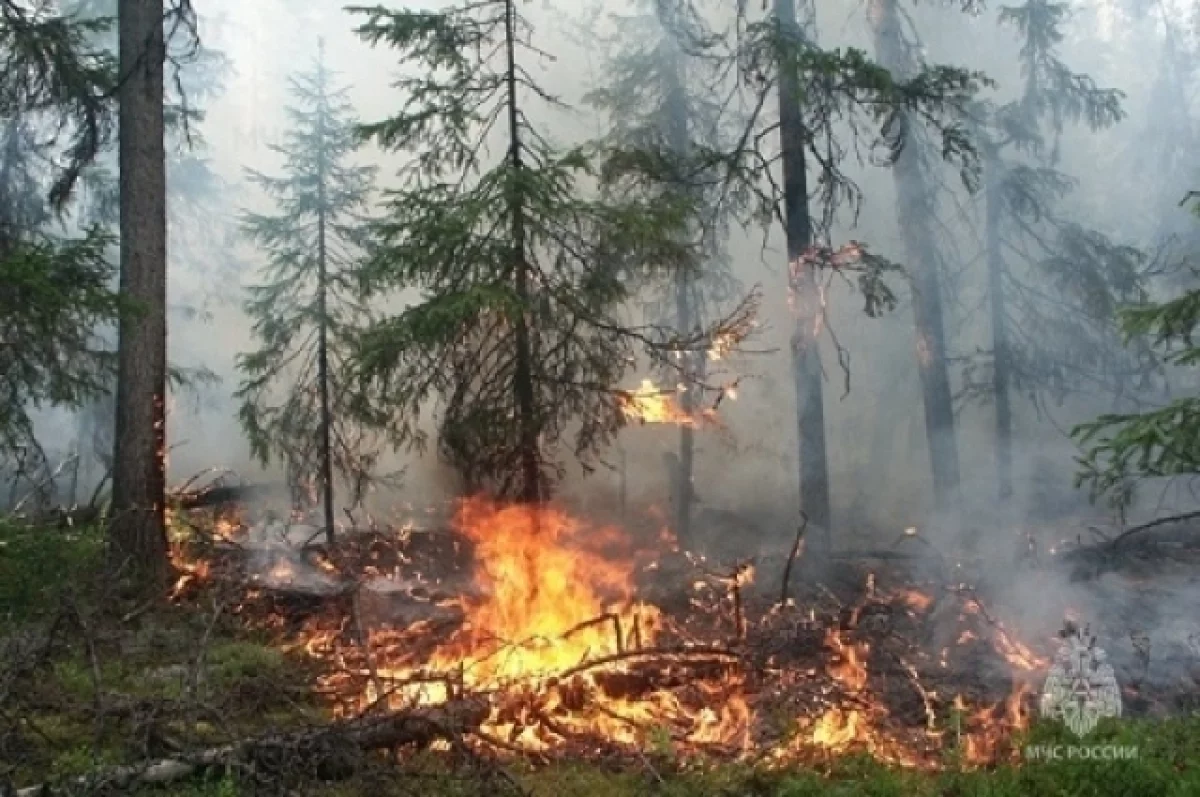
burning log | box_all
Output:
[13,700,489,796]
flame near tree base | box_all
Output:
[176,498,1052,767]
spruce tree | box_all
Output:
[586,0,745,547]
[697,0,983,547]
[107,0,170,590]
[965,0,1149,502]
[62,0,233,502]
[1074,202,1200,509]
[348,1,753,502]
[2,3,129,507]
[236,44,392,541]
[0,114,120,486]
[868,0,962,515]
[0,0,118,206]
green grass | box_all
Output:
[0,518,104,627]
[2,520,1198,796]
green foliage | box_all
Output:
[0,0,118,207]
[0,520,103,624]
[584,0,749,412]
[206,640,288,688]
[998,0,1124,142]
[235,49,397,509]
[0,226,123,459]
[722,6,988,235]
[1073,281,1200,507]
[960,0,1155,413]
[348,1,754,499]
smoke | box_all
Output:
[8,0,1200,689]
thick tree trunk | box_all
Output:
[315,43,336,544]
[109,0,169,591]
[869,0,961,514]
[984,153,1014,501]
[775,0,831,552]
[503,0,541,503]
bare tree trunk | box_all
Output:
[662,25,697,549]
[869,0,961,514]
[775,0,831,552]
[109,0,169,592]
[503,0,541,504]
[315,40,336,544]
[984,153,1014,501]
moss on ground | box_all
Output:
[2,521,1198,796]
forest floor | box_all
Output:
[2,517,1199,796]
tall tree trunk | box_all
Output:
[869,0,960,514]
[662,25,697,549]
[315,41,336,544]
[775,0,831,552]
[110,0,169,591]
[503,0,541,503]
[984,153,1013,501]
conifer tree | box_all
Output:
[236,44,393,541]
[696,0,983,546]
[1074,202,1200,509]
[0,113,120,480]
[0,0,117,206]
[348,0,753,503]
[105,0,171,590]
[965,0,1149,502]
[868,0,962,514]
[586,0,744,546]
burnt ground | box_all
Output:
[170,501,1200,770]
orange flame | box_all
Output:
[419,498,662,683]
[619,379,717,427]
[827,630,869,692]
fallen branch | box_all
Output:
[15,699,488,796]
[555,646,742,682]
[1108,510,1200,550]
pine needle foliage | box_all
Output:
[347,1,754,501]
[964,0,1153,412]
[1074,202,1200,509]
[0,0,116,208]
[235,51,397,513]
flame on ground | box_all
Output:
[351,498,751,751]
[169,498,1053,766]
[422,498,661,682]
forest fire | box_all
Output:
[169,499,1062,769]
[379,498,663,687]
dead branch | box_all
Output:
[554,646,742,682]
[779,511,809,608]
[15,700,489,796]
[173,483,276,510]
[12,453,79,513]
[1108,510,1200,549]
